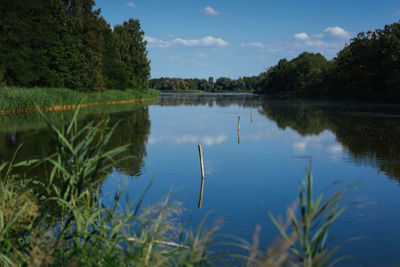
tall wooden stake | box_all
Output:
[198,175,205,209]
[198,144,205,208]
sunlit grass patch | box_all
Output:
[0,87,160,112]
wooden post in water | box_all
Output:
[198,144,205,209]
[251,105,253,124]
[198,175,205,209]
[238,115,241,144]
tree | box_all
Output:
[216,77,233,91]
[259,53,329,97]
[113,19,150,91]
[0,0,151,92]
[332,21,400,100]
[0,0,47,86]
[64,0,105,91]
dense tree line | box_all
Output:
[150,20,400,99]
[259,52,330,97]
[0,0,150,91]
[258,21,400,101]
[149,75,262,92]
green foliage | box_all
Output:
[102,19,131,90]
[113,19,151,91]
[268,168,346,267]
[0,0,150,92]
[258,20,400,101]
[0,86,159,111]
[150,75,262,92]
[0,109,226,266]
[260,52,330,97]
[150,78,198,91]
[215,77,233,91]
[331,21,400,100]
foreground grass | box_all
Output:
[0,108,347,266]
[0,87,160,111]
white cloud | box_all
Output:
[324,26,351,39]
[204,160,217,175]
[329,144,343,153]
[239,42,265,48]
[255,26,353,58]
[174,36,228,47]
[284,26,353,56]
[294,32,310,41]
[293,141,307,150]
[126,2,136,8]
[202,6,220,16]
[145,36,228,48]
[144,36,169,48]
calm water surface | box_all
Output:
[2,93,400,266]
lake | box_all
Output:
[2,92,400,266]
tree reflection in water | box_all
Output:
[259,100,400,182]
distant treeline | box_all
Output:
[150,76,262,92]
[258,21,400,101]
[0,0,150,92]
[152,21,400,101]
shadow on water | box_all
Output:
[258,99,400,183]
[0,102,153,188]
[156,93,400,185]
[4,93,400,187]
[4,93,400,266]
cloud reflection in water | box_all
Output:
[148,134,227,146]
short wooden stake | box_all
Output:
[238,115,241,144]
[198,144,205,209]
[251,105,253,123]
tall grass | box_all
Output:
[0,107,223,266]
[0,99,157,133]
[0,107,347,266]
[0,87,159,111]
[264,169,346,267]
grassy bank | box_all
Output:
[0,99,158,133]
[0,87,160,112]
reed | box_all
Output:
[0,107,223,266]
[0,107,348,266]
[265,168,346,267]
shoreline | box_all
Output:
[0,97,160,115]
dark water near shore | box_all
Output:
[3,93,400,266]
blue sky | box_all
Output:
[95,0,400,79]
